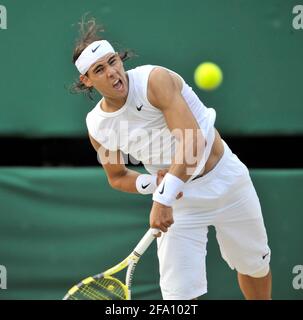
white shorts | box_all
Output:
[157,140,271,300]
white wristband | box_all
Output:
[136,174,158,195]
[152,173,185,207]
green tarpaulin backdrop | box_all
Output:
[0,168,302,299]
[0,0,302,136]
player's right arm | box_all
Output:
[89,135,181,203]
[88,134,141,193]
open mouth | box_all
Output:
[113,79,123,90]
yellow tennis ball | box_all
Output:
[107,285,115,291]
[194,62,223,90]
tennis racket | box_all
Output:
[63,228,160,300]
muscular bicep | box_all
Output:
[147,68,206,181]
[147,68,201,138]
[88,134,127,182]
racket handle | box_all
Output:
[133,228,160,256]
[150,228,161,236]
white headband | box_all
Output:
[75,40,115,74]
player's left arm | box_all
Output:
[147,67,205,182]
[147,68,205,233]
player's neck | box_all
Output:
[102,97,126,112]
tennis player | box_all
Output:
[71,18,272,300]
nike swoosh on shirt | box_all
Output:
[136,104,143,111]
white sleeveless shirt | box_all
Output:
[86,65,216,175]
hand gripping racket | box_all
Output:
[63,228,159,300]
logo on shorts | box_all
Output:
[262,252,270,260]
[292,265,303,290]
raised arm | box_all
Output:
[147,67,205,182]
[147,68,205,232]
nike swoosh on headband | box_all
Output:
[92,45,101,53]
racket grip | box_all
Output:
[151,228,161,236]
[133,228,160,256]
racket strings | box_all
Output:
[79,284,110,300]
[67,285,105,300]
[67,277,127,300]
[94,278,126,299]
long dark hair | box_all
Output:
[70,16,133,100]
